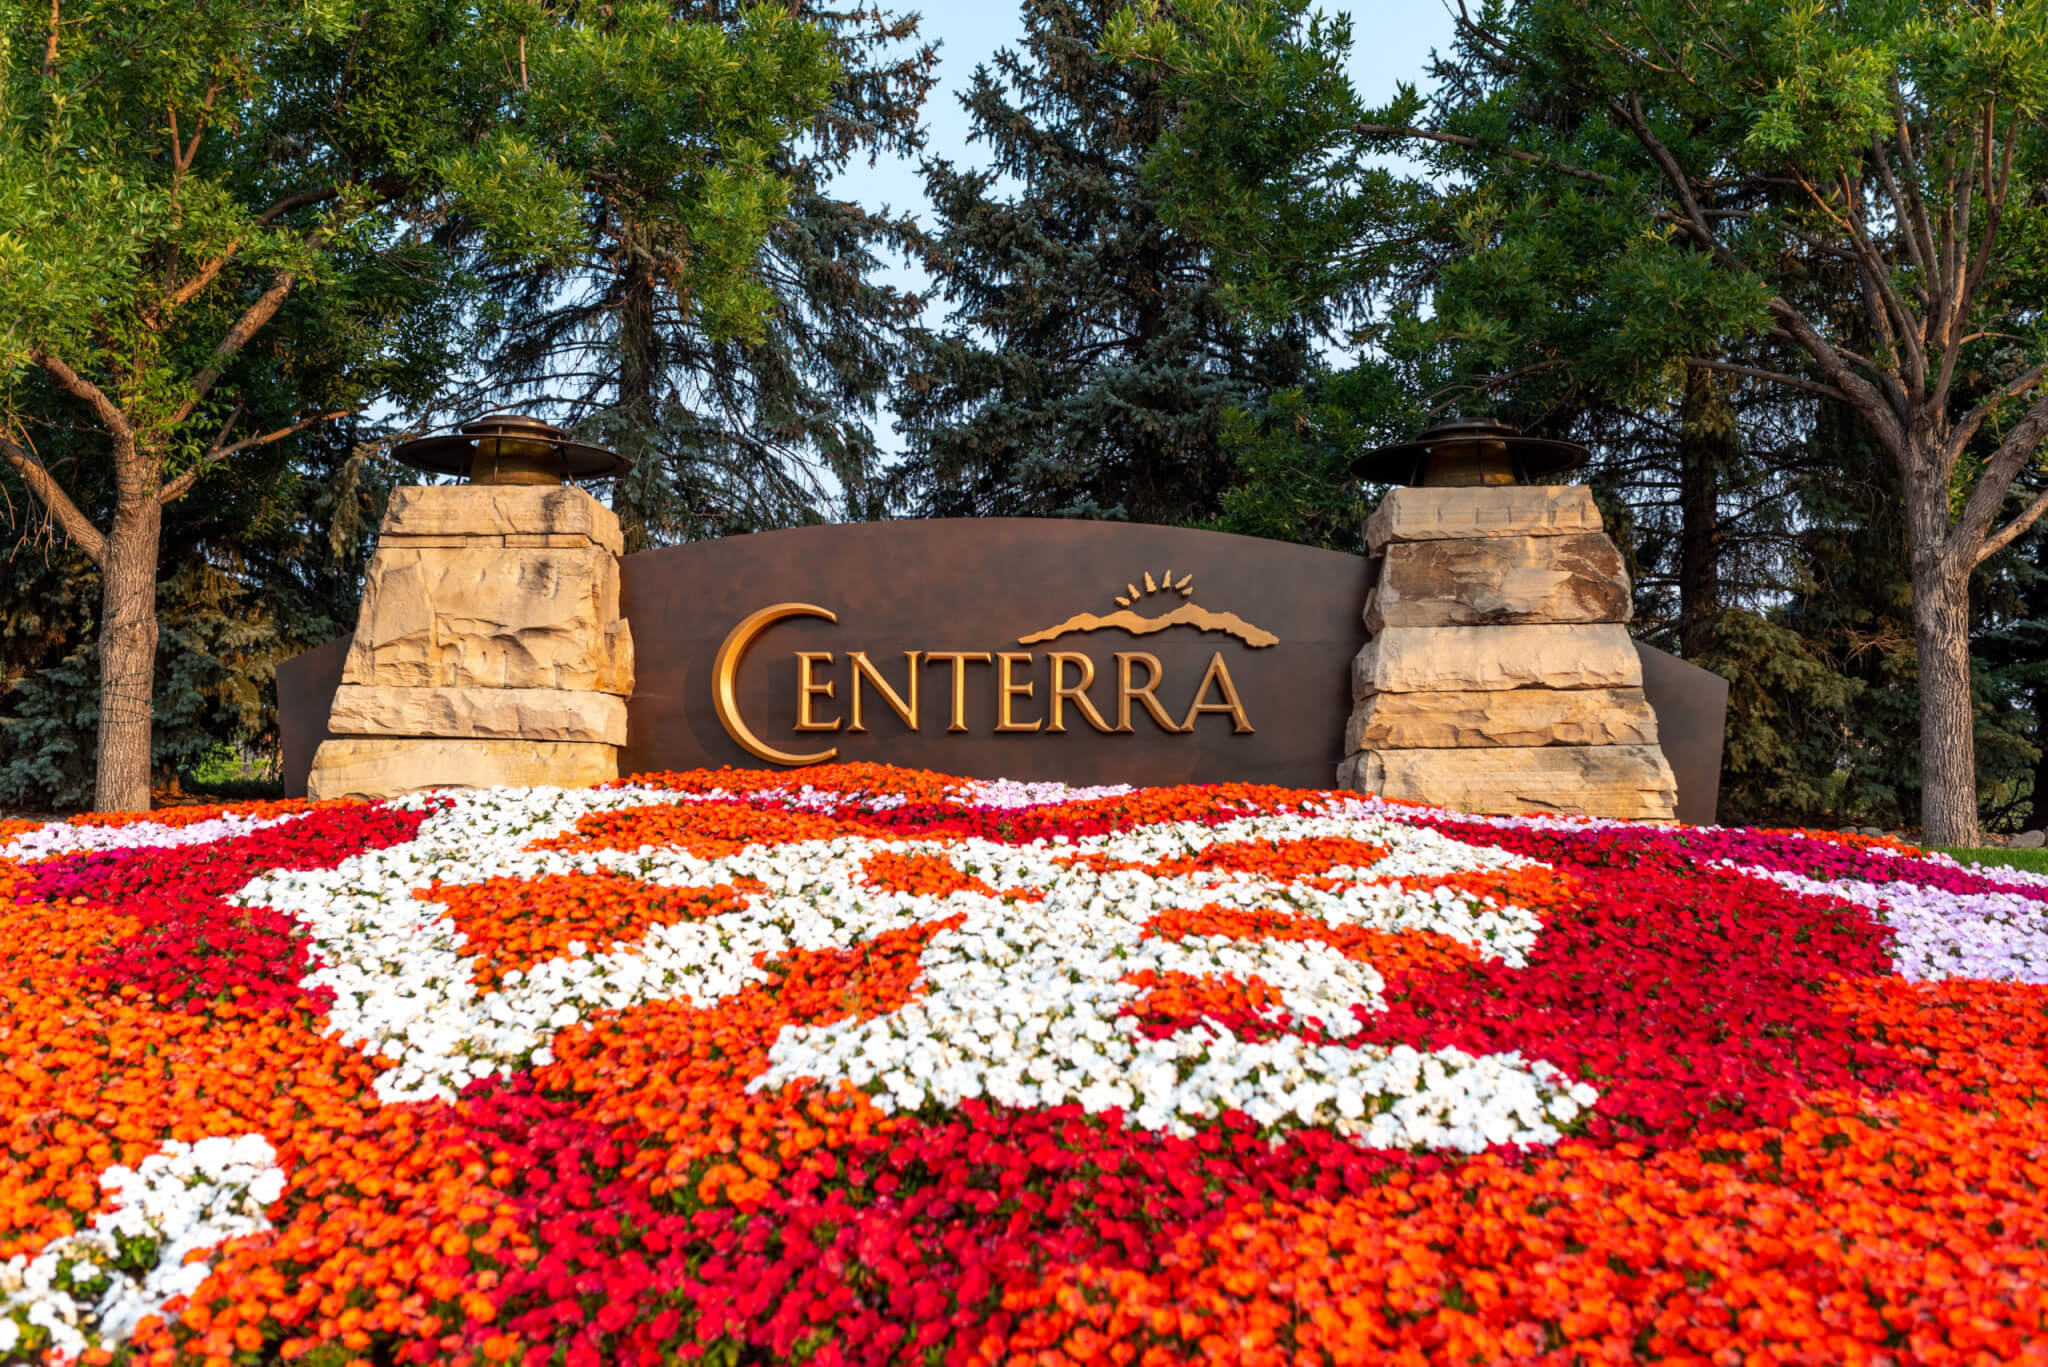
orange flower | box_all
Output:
[427,871,765,988]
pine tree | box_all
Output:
[891,0,1313,525]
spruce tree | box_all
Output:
[891,0,1312,524]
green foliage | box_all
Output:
[471,3,921,546]
[1105,0,1405,329]
[1113,0,2048,833]
[1204,366,1415,552]
[0,0,836,806]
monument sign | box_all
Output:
[282,415,1727,819]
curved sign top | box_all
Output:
[618,519,1371,789]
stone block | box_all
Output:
[340,545,634,694]
[596,619,635,697]
[1351,624,1641,698]
[1365,533,1629,631]
[1365,485,1603,555]
[1344,687,1659,751]
[305,737,618,801]
[382,484,624,555]
[1336,744,1677,820]
[380,533,604,551]
[328,684,628,744]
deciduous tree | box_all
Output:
[1116,0,2048,843]
[0,0,832,809]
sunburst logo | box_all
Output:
[1017,569,1279,648]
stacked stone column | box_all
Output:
[1336,485,1678,820]
[305,484,634,800]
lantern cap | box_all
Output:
[1352,417,1589,487]
[391,413,628,484]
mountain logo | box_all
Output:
[1017,571,1278,648]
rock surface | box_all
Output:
[310,482,635,799]
[381,484,625,554]
[305,738,619,801]
[339,545,635,694]
[1337,744,1678,820]
[1365,485,1602,554]
[1345,687,1659,751]
[1351,624,1641,698]
[328,684,627,744]
[1366,533,1629,632]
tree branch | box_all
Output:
[1889,78,1941,297]
[158,408,354,504]
[169,268,300,424]
[151,187,339,322]
[1615,98,1904,448]
[1960,111,2016,316]
[1954,392,2048,554]
[1946,361,2048,467]
[0,432,107,563]
[1975,483,2048,568]
[32,350,132,444]
[1869,133,1928,279]
[1795,168,1918,406]
[1351,124,1616,185]
[1684,358,1848,400]
[30,349,149,502]
[258,185,340,225]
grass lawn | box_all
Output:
[1937,845,2048,874]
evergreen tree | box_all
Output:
[892,0,1313,525]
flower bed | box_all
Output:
[1,764,2045,1364]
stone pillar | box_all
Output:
[305,484,634,800]
[1336,485,1678,820]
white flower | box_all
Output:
[222,784,1600,1149]
[0,1135,284,1361]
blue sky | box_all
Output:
[844,1,1458,452]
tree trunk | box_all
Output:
[1677,365,1728,659]
[613,252,658,552]
[2030,531,2048,833]
[94,496,162,812]
[1903,451,1980,845]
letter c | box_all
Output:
[712,602,840,766]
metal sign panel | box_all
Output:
[619,519,1369,789]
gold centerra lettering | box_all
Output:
[711,603,838,766]
[995,652,1041,732]
[1047,652,1112,733]
[795,652,840,731]
[923,651,993,732]
[1114,652,1189,733]
[1179,652,1255,733]
[848,651,920,732]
